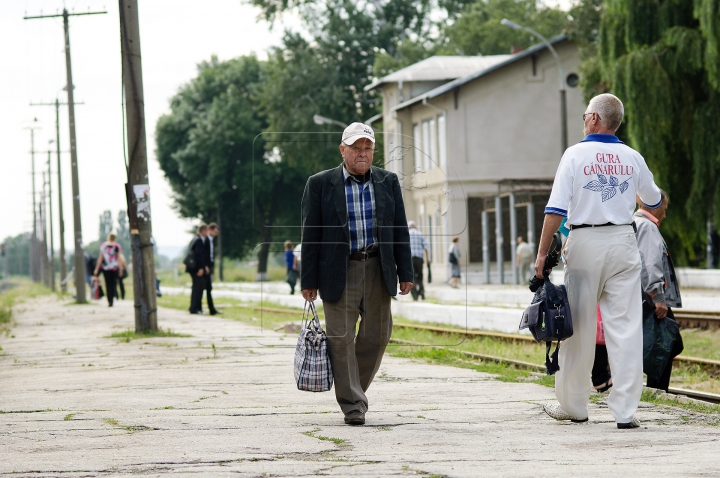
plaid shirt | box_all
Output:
[409,228,429,258]
[343,166,377,254]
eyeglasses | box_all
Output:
[583,112,601,121]
[343,143,375,154]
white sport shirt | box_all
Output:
[546,134,662,225]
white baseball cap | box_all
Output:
[408,221,417,228]
[342,122,375,145]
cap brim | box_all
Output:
[343,133,375,145]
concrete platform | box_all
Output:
[1,295,719,476]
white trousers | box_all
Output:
[557,225,643,423]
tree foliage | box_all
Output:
[592,0,720,266]
[441,0,571,56]
[156,56,267,262]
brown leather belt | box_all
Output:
[349,250,379,261]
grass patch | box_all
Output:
[156,258,286,287]
[0,280,53,332]
[102,418,154,433]
[152,406,174,410]
[387,345,555,387]
[63,413,76,421]
[106,328,192,341]
[641,389,720,416]
[302,428,348,447]
[157,295,306,331]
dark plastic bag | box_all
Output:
[642,303,683,383]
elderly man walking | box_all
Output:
[408,221,430,301]
[301,122,413,426]
[537,93,662,429]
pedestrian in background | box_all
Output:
[301,122,413,426]
[115,251,128,300]
[538,93,662,429]
[186,224,208,315]
[204,222,220,315]
[285,240,299,294]
[93,233,123,307]
[293,243,302,277]
[408,221,430,301]
[515,236,533,283]
[634,190,683,391]
[448,237,461,288]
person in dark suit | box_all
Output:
[301,122,413,426]
[187,224,208,315]
[203,222,220,315]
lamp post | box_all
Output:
[501,19,568,152]
[313,114,347,129]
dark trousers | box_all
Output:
[116,276,125,300]
[204,267,216,314]
[102,269,118,307]
[646,308,681,392]
[411,256,424,301]
[189,272,204,313]
[591,344,611,387]
[323,256,392,414]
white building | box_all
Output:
[367,35,585,284]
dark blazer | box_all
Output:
[187,234,207,274]
[301,163,413,302]
[203,236,214,271]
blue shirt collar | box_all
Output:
[580,133,624,144]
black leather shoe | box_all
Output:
[344,410,365,425]
[210,310,222,315]
[617,417,641,429]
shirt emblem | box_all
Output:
[583,174,631,202]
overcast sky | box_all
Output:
[1,0,299,255]
[2,0,572,257]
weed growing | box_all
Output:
[106,328,192,341]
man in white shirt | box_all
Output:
[537,93,662,429]
[515,236,533,283]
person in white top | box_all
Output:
[537,94,662,430]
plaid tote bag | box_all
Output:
[294,301,333,392]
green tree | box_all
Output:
[441,0,571,56]
[2,233,31,277]
[591,0,720,266]
[156,55,267,267]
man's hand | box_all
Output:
[197,269,204,277]
[655,301,668,319]
[534,254,548,279]
[302,288,317,302]
[205,266,210,274]
[399,282,413,295]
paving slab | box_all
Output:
[1,295,719,477]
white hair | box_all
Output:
[587,93,624,131]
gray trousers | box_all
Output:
[322,256,392,414]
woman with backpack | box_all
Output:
[93,233,123,307]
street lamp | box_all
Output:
[501,18,568,152]
[313,114,347,129]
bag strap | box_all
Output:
[545,341,561,375]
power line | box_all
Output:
[25,8,107,302]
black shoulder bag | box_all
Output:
[518,234,573,375]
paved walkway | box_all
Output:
[1,295,719,476]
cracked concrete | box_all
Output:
[1,295,719,477]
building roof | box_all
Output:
[365,55,512,91]
[391,34,569,112]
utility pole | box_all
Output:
[31,100,84,293]
[120,0,157,332]
[25,9,106,302]
[24,120,41,283]
[46,145,56,291]
[41,171,50,287]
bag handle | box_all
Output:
[303,300,322,329]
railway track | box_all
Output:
[673,310,720,330]
[389,335,720,405]
[235,303,720,404]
